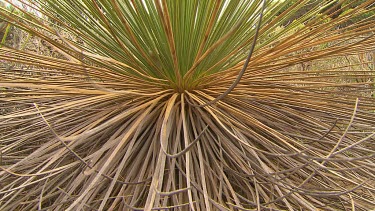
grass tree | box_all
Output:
[1,0,375,210]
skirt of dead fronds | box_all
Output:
[1,64,375,211]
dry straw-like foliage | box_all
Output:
[1,0,375,210]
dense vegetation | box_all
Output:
[1,0,375,210]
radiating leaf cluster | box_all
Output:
[1,0,375,210]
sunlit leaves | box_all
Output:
[1,0,375,210]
